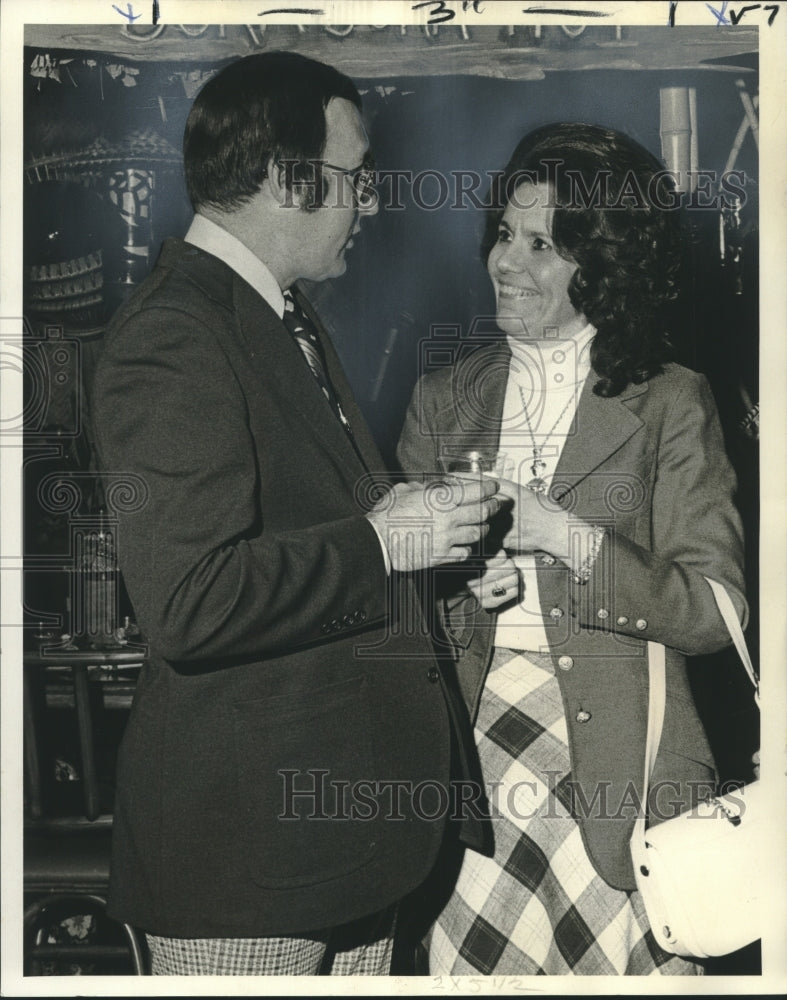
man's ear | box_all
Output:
[265,157,286,203]
[265,157,296,207]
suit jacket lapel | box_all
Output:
[294,288,385,476]
[168,241,382,487]
[234,279,381,484]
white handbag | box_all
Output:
[631,577,762,959]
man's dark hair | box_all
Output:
[184,51,362,213]
[482,122,682,397]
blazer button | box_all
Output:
[617,616,629,626]
[557,655,574,671]
[330,618,342,630]
[549,606,564,620]
[576,709,592,723]
[427,666,440,684]
[343,614,355,627]
[540,554,556,566]
[320,623,332,634]
[354,609,367,623]
[597,608,609,620]
[635,618,648,631]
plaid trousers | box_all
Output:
[146,905,397,976]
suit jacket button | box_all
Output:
[330,618,342,630]
[549,606,564,620]
[321,623,332,634]
[597,608,609,620]
[635,618,648,630]
[540,554,556,566]
[557,655,574,671]
[427,666,440,684]
[343,614,355,626]
[576,709,592,723]
[617,616,629,626]
[355,610,367,623]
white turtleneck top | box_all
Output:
[493,324,596,653]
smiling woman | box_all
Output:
[397,121,748,977]
[487,181,586,341]
[480,122,683,398]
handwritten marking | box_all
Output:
[671,0,778,22]
[259,6,325,13]
[413,0,456,23]
[522,6,610,14]
[429,975,534,993]
[729,2,780,23]
[706,0,732,23]
[113,2,141,20]
[730,2,761,20]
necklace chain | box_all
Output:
[517,385,577,492]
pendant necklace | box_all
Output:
[518,384,577,493]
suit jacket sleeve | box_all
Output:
[92,306,389,663]
[569,371,747,656]
[396,373,481,644]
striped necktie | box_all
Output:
[282,289,353,436]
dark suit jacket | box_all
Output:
[397,342,747,890]
[92,239,475,937]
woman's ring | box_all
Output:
[492,585,507,598]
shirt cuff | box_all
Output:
[367,517,392,575]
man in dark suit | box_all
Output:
[91,52,500,976]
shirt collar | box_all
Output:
[184,213,286,319]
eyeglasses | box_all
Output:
[320,153,377,208]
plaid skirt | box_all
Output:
[428,648,702,976]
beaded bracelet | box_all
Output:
[572,524,607,585]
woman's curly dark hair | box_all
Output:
[481,123,683,397]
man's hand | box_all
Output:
[467,548,521,610]
[367,477,503,573]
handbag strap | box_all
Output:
[635,578,759,847]
[703,576,760,704]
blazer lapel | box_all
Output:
[553,374,649,499]
[429,339,649,496]
[434,343,510,468]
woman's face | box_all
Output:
[487,180,587,341]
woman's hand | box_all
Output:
[493,476,574,561]
[467,548,521,610]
